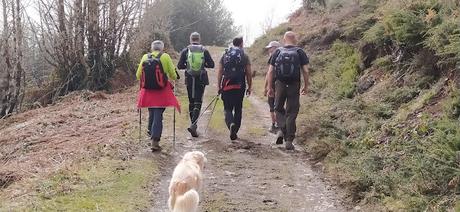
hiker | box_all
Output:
[263,41,282,133]
[267,31,309,150]
[217,37,252,140]
[177,32,215,137]
[137,40,180,152]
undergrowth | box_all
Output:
[250,0,460,210]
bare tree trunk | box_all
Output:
[0,0,12,117]
[9,0,24,114]
[1,0,23,117]
[87,0,103,90]
[74,0,85,56]
[74,0,89,88]
[107,0,117,59]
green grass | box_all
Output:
[251,77,267,99]
[33,158,157,211]
[208,96,227,134]
[208,96,253,135]
[0,121,159,211]
[0,157,158,211]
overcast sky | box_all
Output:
[13,0,301,47]
[224,0,302,45]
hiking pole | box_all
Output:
[204,95,219,135]
[173,85,176,152]
[191,94,220,126]
[138,108,142,143]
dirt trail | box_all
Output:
[150,47,346,211]
[0,46,347,211]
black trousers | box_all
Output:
[221,89,245,133]
[274,80,300,141]
[186,76,205,125]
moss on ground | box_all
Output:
[34,158,157,211]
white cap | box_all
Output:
[265,41,281,49]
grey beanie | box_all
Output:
[190,32,201,43]
[151,40,165,51]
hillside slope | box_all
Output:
[249,1,460,211]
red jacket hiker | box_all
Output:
[136,51,180,113]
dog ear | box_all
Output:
[194,152,207,167]
[173,181,188,194]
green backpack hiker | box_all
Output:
[187,45,205,77]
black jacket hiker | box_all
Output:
[177,44,215,127]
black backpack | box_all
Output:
[222,47,245,91]
[141,53,168,90]
[275,47,301,83]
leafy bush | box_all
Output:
[331,41,361,98]
[343,13,377,40]
[372,56,393,71]
[443,87,460,119]
[384,86,420,108]
[424,18,460,66]
[362,22,389,46]
[383,10,426,47]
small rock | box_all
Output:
[224,171,236,176]
[314,162,323,167]
[282,184,294,188]
[236,149,247,153]
[262,199,277,205]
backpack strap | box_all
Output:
[155,52,163,59]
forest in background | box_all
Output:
[0,0,237,118]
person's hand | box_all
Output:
[246,88,252,96]
[301,87,308,95]
[263,88,268,97]
[268,88,275,97]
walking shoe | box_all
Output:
[230,123,238,140]
[269,124,277,134]
[276,131,284,145]
[187,124,199,138]
[151,138,162,152]
[285,140,295,150]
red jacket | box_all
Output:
[137,82,181,113]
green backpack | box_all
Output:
[187,45,205,77]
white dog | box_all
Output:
[168,151,207,212]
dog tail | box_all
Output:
[173,189,199,212]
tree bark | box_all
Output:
[107,0,117,59]
[1,0,23,117]
[0,0,12,117]
[9,0,24,115]
[86,0,103,90]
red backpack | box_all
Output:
[141,53,168,90]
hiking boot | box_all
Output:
[285,140,295,150]
[151,138,162,152]
[276,131,284,145]
[230,123,238,140]
[269,124,278,134]
[187,124,199,138]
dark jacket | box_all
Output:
[177,44,215,85]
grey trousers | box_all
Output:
[274,80,300,141]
